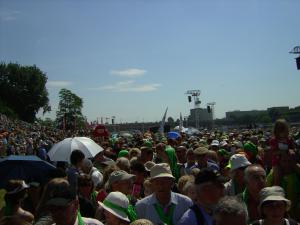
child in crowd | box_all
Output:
[269,119,295,185]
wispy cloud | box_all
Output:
[0,9,20,21]
[47,80,73,88]
[110,68,147,78]
[90,80,161,92]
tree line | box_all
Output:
[0,62,84,129]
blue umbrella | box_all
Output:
[0,155,56,188]
[167,131,181,140]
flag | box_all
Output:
[159,107,168,134]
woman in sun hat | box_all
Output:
[0,180,34,223]
[251,186,299,225]
[99,191,136,225]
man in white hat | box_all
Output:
[224,154,251,196]
[210,140,220,151]
[135,163,192,225]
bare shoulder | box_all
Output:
[19,208,34,223]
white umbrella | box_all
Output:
[174,126,188,133]
[48,137,103,162]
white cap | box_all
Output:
[230,154,251,170]
[211,140,220,146]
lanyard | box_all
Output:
[242,188,249,204]
[154,203,175,225]
[77,211,84,225]
[90,191,97,202]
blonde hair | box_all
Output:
[177,175,194,194]
[273,119,289,139]
[130,219,154,225]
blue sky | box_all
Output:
[1,0,300,123]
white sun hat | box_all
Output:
[99,191,130,222]
[230,154,251,171]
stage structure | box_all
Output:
[289,46,300,70]
[185,90,201,128]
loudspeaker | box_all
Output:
[296,56,300,70]
[188,96,192,102]
[207,106,211,113]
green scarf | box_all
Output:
[242,188,249,204]
[165,146,180,181]
[90,191,98,203]
[103,199,137,222]
[77,211,84,225]
[154,203,175,225]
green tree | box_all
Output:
[167,117,175,128]
[0,62,50,122]
[56,88,84,129]
[36,117,56,128]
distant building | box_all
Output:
[226,110,266,120]
[225,106,300,123]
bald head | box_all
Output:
[244,164,266,194]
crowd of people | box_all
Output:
[1,113,300,225]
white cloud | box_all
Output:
[0,10,20,21]
[91,80,161,92]
[110,68,147,78]
[47,80,73,88]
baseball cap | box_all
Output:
[211,140,220,147]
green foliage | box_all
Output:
[167,117,175,128]
[0,99,18,119]
[56,88,85,129]
[0,62,50,122]
[36,117,56,128]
